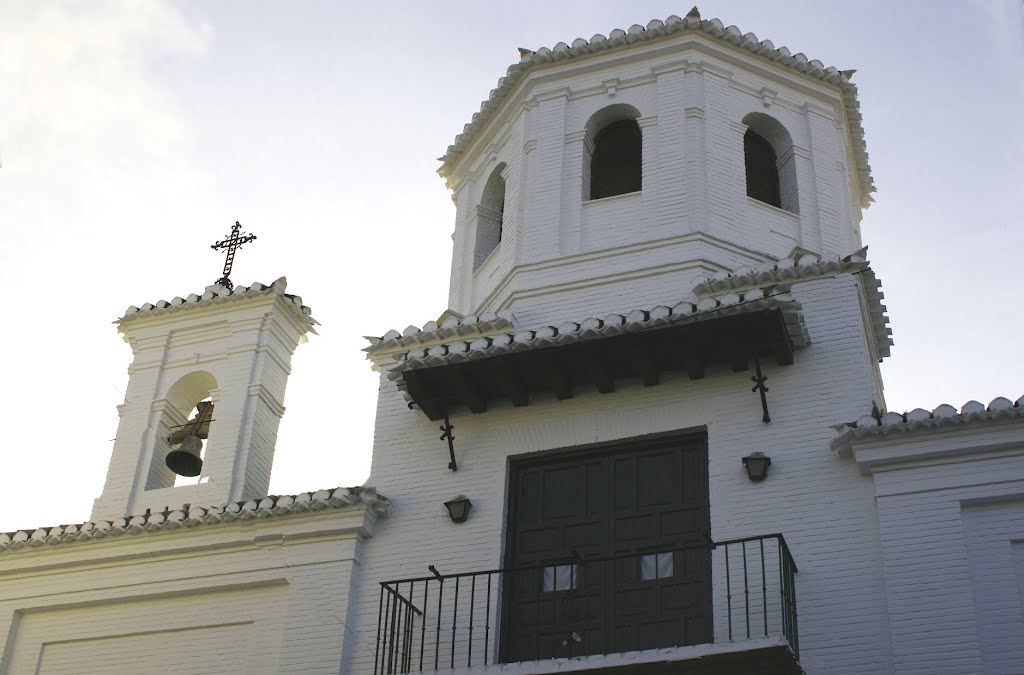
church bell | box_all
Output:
[165,401,214,477]
[166,434,204,477]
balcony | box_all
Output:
[375,534,799,674]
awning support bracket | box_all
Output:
[440,411,458,471]
[751,356,771,424]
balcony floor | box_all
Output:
[437,637,801,675]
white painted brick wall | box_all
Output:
[348,274,894,674]
[864,440,1024,675]
[0,508,374,674]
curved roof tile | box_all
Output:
[692,247,891,359]
[0,487,387,553]
[831,396,1024,455]
[383,287,808,396]
[119,276,317,330]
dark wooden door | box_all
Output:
[501,434,711,662]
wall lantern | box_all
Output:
[742,452,772,482]
[444,495,473,524]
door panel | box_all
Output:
[502,434,710,662]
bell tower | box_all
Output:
[90,277,316,522]
[439,7,873,328]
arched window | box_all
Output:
[742,113,799,214]
[474,164,506,270]
[583,104,642,201]
[149,371,217,489]
[744,129,781,207]
[590,120,642,199]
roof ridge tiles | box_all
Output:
[439,8,873,207]
[831,396,1024,453]
[383,287,808,388]
[692,246,891,359]
[364,310,519,356]
[0,487,388,553]
[119,277,316,325]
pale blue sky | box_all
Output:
[1,1,1021,532]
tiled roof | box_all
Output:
[364,310,518,358]
[440,7,874,208]
[692,247,892,359]
[382,288,808,395]
[0,487,388,553]
[119,276,317,330]
[831,396,1024,455]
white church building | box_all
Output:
[2,8,1022,675]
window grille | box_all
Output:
[590,119,641,200]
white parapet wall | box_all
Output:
[0,490,386,675]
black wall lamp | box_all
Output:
[742,452,772,482]
[444,495,473,523]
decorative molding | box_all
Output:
[637,115,658,128]
[685,107,706,120]
[789,145,812,160]
[564,130,588,143]
[603,78,620,97]
[759,86,778,107]
[650,59,691,76]
[522,139,537,154]
[533,86,572,103]
[249,383,285,418]
[800,100,835,119]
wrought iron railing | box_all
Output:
[374,533,797,674]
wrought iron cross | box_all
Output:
[210,221,256,290]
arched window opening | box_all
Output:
[742,112,799,214]
[474,164,506,271]
[590,119,642,200]
[744,129,781,208]
[148,371,217,490]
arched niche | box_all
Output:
[474,163,507,270]
[147,370,218,490]
[583,104,642,201]
[742,112,798,214]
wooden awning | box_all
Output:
[391,296,806,421]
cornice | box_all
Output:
[831,397,1024,475]
[0,487,389,553]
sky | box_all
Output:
[1,0,1022,533]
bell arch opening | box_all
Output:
[147,371,218,490]
[584,104,642,201]
[474,163,507,270]
[742,112,798,214]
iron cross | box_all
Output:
[210,221,257,290]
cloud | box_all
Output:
[0,0,212,272]
[0,1,209,178]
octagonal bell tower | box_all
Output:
[91,278,316,522]
[440,7,873,328]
